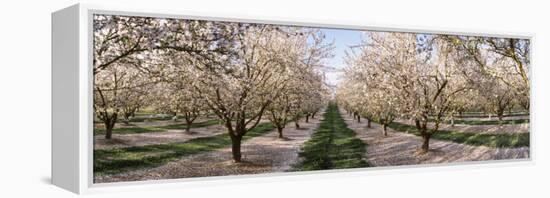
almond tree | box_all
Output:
[445,36,530,112]
[400,34,469,152]
[151,51,209,133]
[340,32,530,152]
[167,23,322,162]
[347,78,400,136]
[301,84,330,122]
[94,17,230,138]
[445,88,477,126]
[119,80,150,125]
[339,32,470,153]
[93,15,167,138]
[152,81,205,133]
[94,60,152,139]
[93,15,164,75]
[466,60,516,124]
[335,80,368,125]
[267,53,330,138]
[339,39,403,135]
[267,30,332,136]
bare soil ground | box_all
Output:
[94,113,323,183]
[396,119,529,134]
[94,119,272,150]
[94,124,227,150]
[342,111,529,167]
[458,115,529,121]
[93,117,217,129]
[437,123,528,134]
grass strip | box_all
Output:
[296,103,368,171]
[94,123,274,176]
[388,122,529,148]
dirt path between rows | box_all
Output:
[341,111,529,167]
[95,119,273,150]
[94,117,216,129]
[396,119,529,134]
[95,112,324,183]
[94,124,228,150]
[458,115,529,121]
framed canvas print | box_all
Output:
[52,3,533,194]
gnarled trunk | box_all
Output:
[224,117,246,163]
[185,124,191,133]
[415,119,431,153]
[367,118,372,128]
[295,121,300,129]
[104,119,116,139]
[305,114,310,123]
[183,112,197,133]
[185,118,193,133]
[122,117,130,125]
[383,124,388,136]
[277,126,284,138]
[421,134,431,153]
[230,135,243,162]
[122,107,136,125]
[105,125,113,139]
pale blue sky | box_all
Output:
[319,28,363,87]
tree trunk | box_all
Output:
[311,112,316,119]
[122,109,134,125]
[105,126,113,139]
[105,120,115,139]
[185,119,193,133]
[383,124,388,136]
[367,119,372,128]
[421,134,431,153]
[295,121,300,129]
[231,135,243,163]
[415,119,430,153]
[185,124,191,133]
[122,117,130,125]
[305,114,309,123]
[357,115,360,123]
[277,126,284,138]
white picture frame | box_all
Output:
[52,3,535,194]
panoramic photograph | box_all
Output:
[92,14,530,183]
